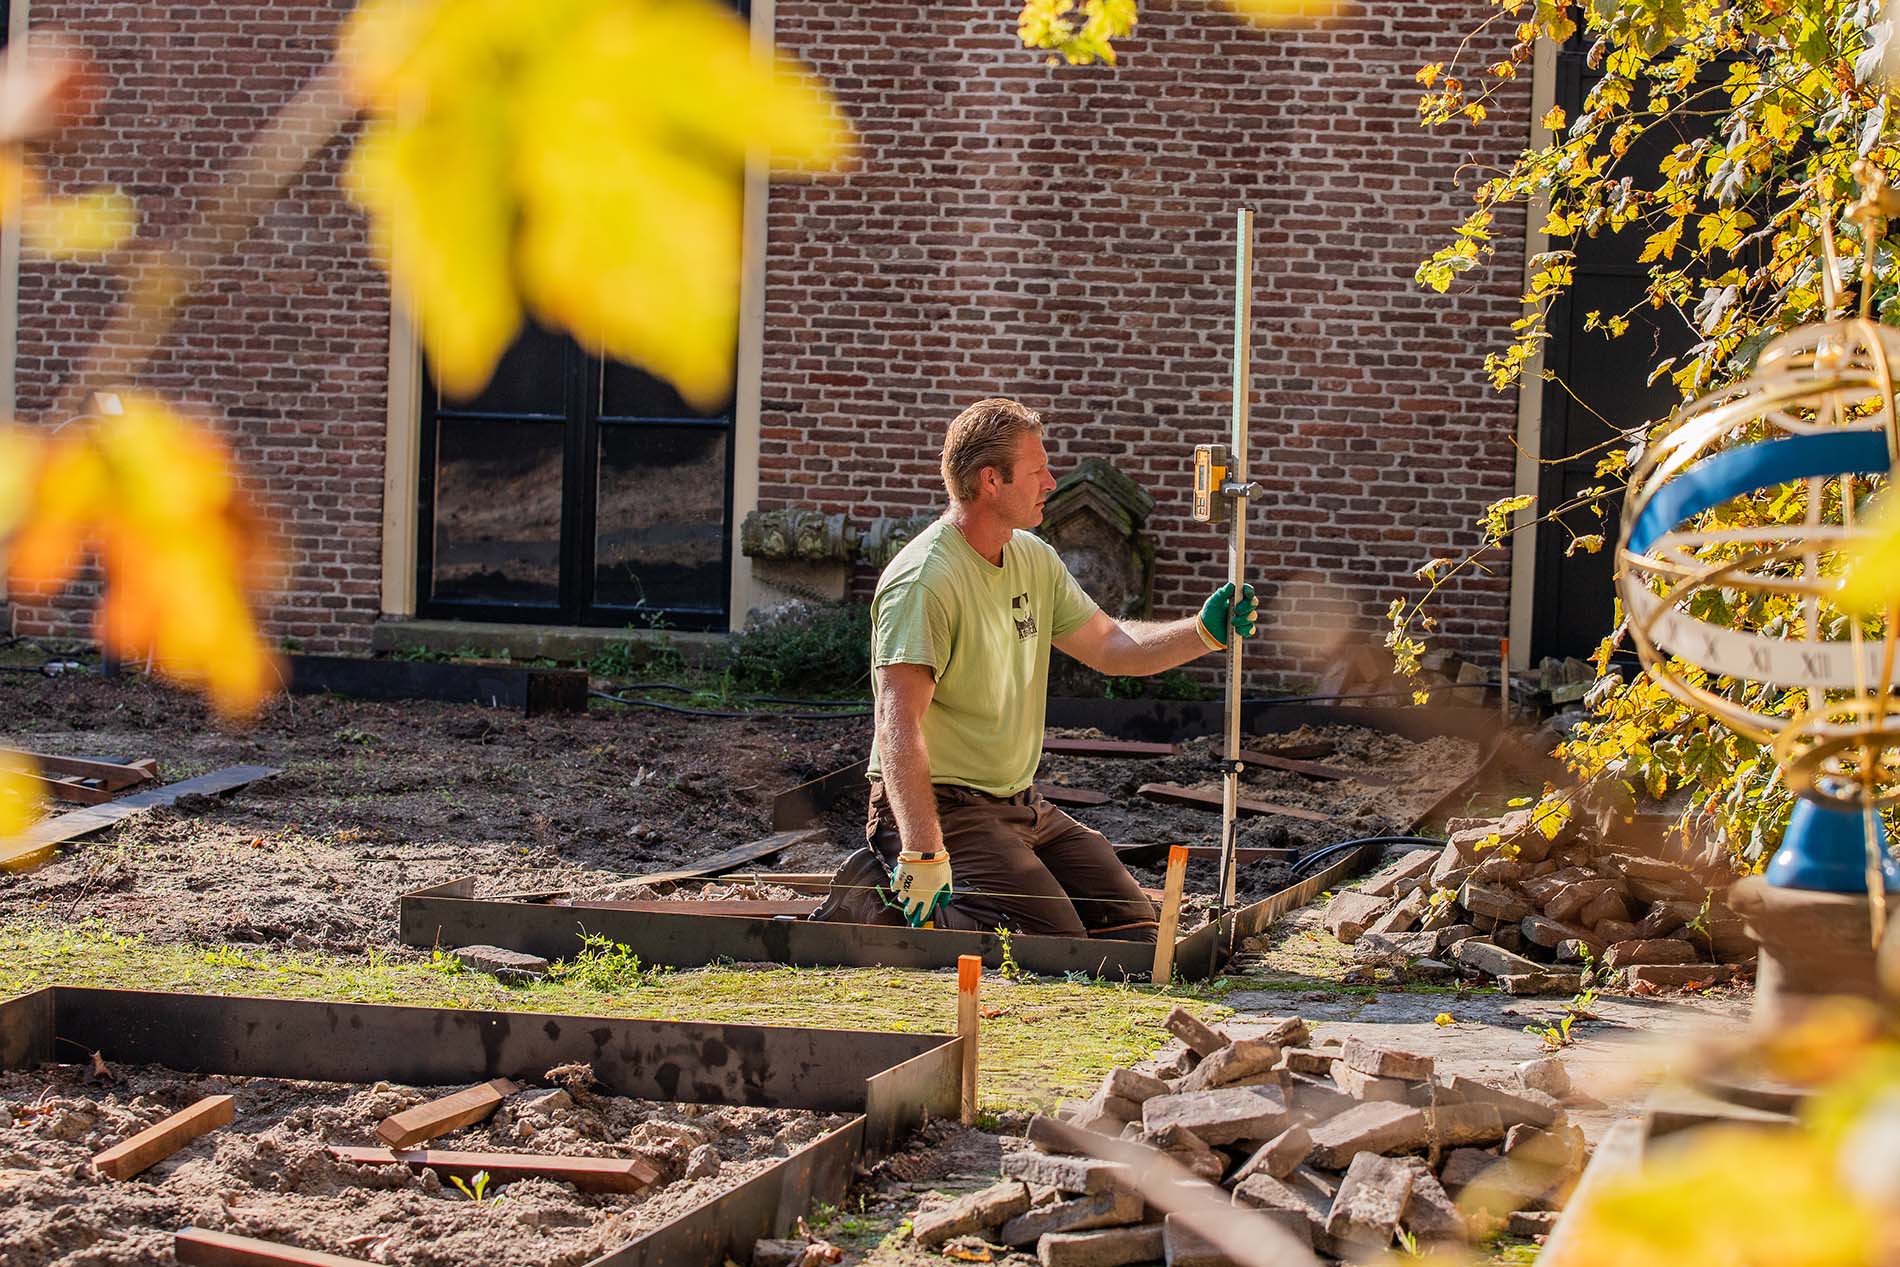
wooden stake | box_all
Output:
[175,1227,377,1267]
[957,954,980,1125]
[328,1145,659,1193]
[374,1077,519,1150]
[93,1094,234,1180]
[1500,637,1511,725]
[1150,845,1190,985]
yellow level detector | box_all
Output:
[1192,444,1229,524]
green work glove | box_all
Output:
[1196,581,1258,650]
[891,851,953,928]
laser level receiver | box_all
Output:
[1192,444,1229,525]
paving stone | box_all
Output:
[999,1188,1146,1245]
[1471,856,1524,885]
[1002,1153,1134,1196]
[1163,1213,1241,1266]
[1285,1073,1355,1121]
[1492,923,1528,954]
[1520,868,1596,907]
[451,944,550,980]
[1500,971,1585,996]
[1579,887,1634,929]
[1236,1016,1311,1047]
[1362,849,1440,898]
[1594,918,1641,944]
[1177,1038,1283,1093]
[1604,938,1700,968]
[1433,923,1482,952]
[1152,1041,1198,1080]
[1442,1150,1565,1212]
[1636,899,1699,939]
[1506,1210,1560,1236]
[1102,1068,1171,1105]
[1352,931,1439,964]
[1436,1147,1501,1193]
[1554,938,1596,963]
[1141,1086,1292,1146]
[1407,957,1457,981]
[1515,1056,1571,1100]
[1140,1123,1227,1182]
[1325,1152,1415,1247]
[1543,878,1620,923]
[1623,962,1747,989]
[1450,938,1543,978]
[1422,1101,1505,1147]
[1323,891,1391,944]
[1458,882,1534,924]
[1232,1171,1327,1248]
[1363,889,1430,938]
[1037,1223,1166,1267]
[1230,1123,1312,1184]
[1504,1122,1586,1172]
[1027,1113,1077,1153]
[1164,1007,1229,1058]
[1067,1090,1141,1135]
[1279,1047,1339,1076]
[1443,1076,1563,1129]
[1396,1157,1468,1245]
[1430,844,1475,892]
[1341,1036,1433,1081]
[1307,1101,1428,1168]
[1331,1061,1413,1104]
[912,1180,1032,1247]
[1521,914,1599,951]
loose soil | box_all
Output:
[0,671,1472,952]
[0,1057,845,1267]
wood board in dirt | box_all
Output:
[0,670,867,953]
[0,1057,848,1266]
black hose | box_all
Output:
[588,688,870,721]
[1288,834,1444,877]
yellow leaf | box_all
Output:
[0,423,40,542]
[1542,208,1575,237]
[342,0,852,408]
[1761,101,1792,142]
[0,751,42,842]
[1434,1012,1455,1026]
[1416,62,1444,86]
[1465,101,1488,122]
[22,186,136,258]
[1541,104,1566,132]
[1639,218,1684,263]
[1840,490,1900,614]
[1697,207,1755,254]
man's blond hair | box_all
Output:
[941,398,1043,503]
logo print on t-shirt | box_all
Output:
[1010,592,1037,641]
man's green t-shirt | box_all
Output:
[866,518,1100,797]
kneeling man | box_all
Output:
[813,398,1256,940]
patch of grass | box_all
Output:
[0,919,1225,1112]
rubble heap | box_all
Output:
[904,1008,1585,1264]
[1325,807,1754,995]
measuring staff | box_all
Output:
[809,397,1257,938]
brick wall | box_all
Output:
[9,2,388,654]
[759,1,1531,685]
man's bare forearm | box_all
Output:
[877,699,946,857]
[1077,616,1212,677]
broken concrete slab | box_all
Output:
[1037,1222,1166,1267]
[1307,1101,1427,1168]
[1177,1038,1283,1093]
[998,1188,1145,1246]
[1458,882,1533,924]
[1141,1086,1291,1146]
[1163,1213,1240,1266]
[1499,971,1585,995]
[1002,1152,1134,1195]
[1579,887,1634,929]
[1362,849,1439,898]
[1604,938,1700,969]
[1230,1123,1312,1185]
[1325,1152,1414,1248]
[1323,891,1391,945]
[1363,889,1430,939]
[1340,1036,1432,1082]
[912,1180,1032,1247]
[1442,1076,1563,1129]
[1515,1056,1571,1100]
[1236,1016,1312,1047]
[1351,931,1439,964]
[1450,938,1543,978]
[1331,1062,1414,1104]
[450,944,549,980]
[1521,914,1600,951]
[1623,962,1747,989]
[1141,1123,1227,1182]
[1285,1073,1355,1121]
[1543,878,1620,923]
[1102,1068,1170,1105]
[1279,1047,1339,1076]
[1396,1157,1467,1245]
[1423,1101,1505,1148]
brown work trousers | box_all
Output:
[813,782,1158,941]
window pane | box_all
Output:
[432,419,563,605]
[439,323,569,416]
[600,358,729,421]
[594,425,728,612]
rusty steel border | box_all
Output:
[0,986,959,1267]
[401,877,1172,980]
[1168,841,1384,980]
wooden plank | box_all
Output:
[1114,842,1298,866]
[1041,737,1178,758]
[93,1094,234,1179]
[374,1078,519,1150]
[0,749,156,791]
[621,829,823,886]
[1237,747,1391,786]
[565,899,819,918]
[0,765,280,873]
[26,772,116,805]
[328,1144,660,1194]
[1135,783,1329,823]
[1253,740,1334,761]
[1034,784,1113,807]
[176,1228,379,1267]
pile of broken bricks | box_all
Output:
[1325,805,1754,995]
[905,1007,1586,1264]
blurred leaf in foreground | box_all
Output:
[0,751,42,839]
[342,0,853,408]
[7,396,279,719]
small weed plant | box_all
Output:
[548,932,667,992]
[994,927,1024,982]
[450,1169,500,1206]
